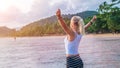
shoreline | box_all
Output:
[0,33,120,38]
[86,33,120,37]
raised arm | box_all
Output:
[84,15,97,30]
[56,9,74,38]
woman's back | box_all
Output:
[64,33,82,55]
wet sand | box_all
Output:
[0,34,120,68]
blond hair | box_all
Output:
[71,16,85,35]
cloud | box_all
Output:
[24,0,106,22]
[0,0,113,28]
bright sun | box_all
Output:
[0,0,11,12]
[0,0,34,13]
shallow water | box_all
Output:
[0,35,120,68]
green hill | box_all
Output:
[18,11,98,36]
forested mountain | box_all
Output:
[18,11,98,36]
[23,11,97,27]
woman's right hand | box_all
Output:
[56,9,61,18]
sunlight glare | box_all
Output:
[0,0,34,13]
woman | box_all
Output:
[56,9,96,68]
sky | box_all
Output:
[0,0,113,29]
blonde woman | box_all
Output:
[56,9,96,68]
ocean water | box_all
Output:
[0,36,65,68]
[0,35,120,68]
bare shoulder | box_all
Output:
[67,31,76,41]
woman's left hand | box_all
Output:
[91,15,97,22]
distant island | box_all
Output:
[0,26,14,37]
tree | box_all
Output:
[97,0,120,33]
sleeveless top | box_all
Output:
[64,33,82,54]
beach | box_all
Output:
[0,34,120,68]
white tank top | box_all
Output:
[64,33,82,54]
